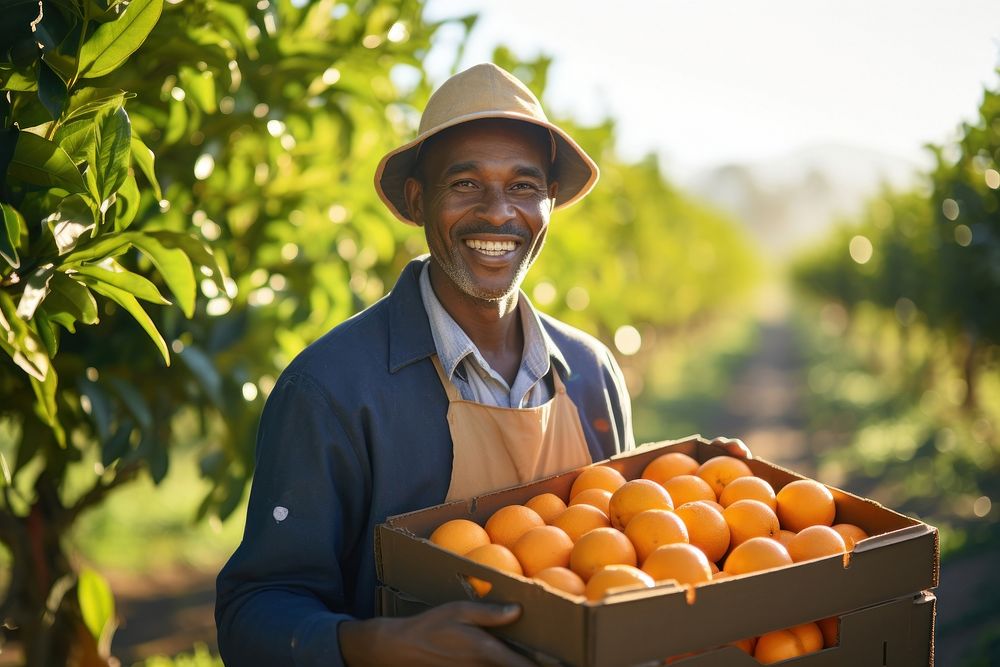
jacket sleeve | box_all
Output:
[604,346,636,453]
[216,372,370,666]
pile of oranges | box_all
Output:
[428,452,871,664]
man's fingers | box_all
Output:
[437,600,522,628]
[710,436,753,460]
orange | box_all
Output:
[776,529,797,549]
[569,527,638,581]
[700,499,726,514]
[753,629,805,663]
[641,452,699,484]
[718,476,777,511]
[816,616,839,648]
[625,509,689,563]
[641,543,712,586]
[570,465,627,499]
[584,564,654,601]
[709,560,719,574]
[465,543,523,597]
[712,570,731,581]
[533,566,586,597]
[511,525,574,577]
[696,456,753,497]
[484,505,545,549]
[775,480,836,532]
[723,537,792,575]
[723,499,780,547]
[429,518,490,555]
[789,621,823,653]
[525,493,568,524]
[551,504,611,542]
[787,525,847,563]
[832,523,869,550]
[569,488,613,516]
[608,479,674,530]
[662,474,717,507]
[729,637,756,654]
[673,501,731,563]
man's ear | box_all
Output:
[547,181,559,213]
[403,177,424,227]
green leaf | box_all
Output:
[55,120,97,164]
[102,419,134,467]
[0,291,49,382]
[77,568,115,642]
[9,130,87,193]
[37,60,68,121]
[29,365,64,447]
[73,263,170,305]
[145,230,226,292]
[33,310,59,356]
[47,271,99,327]
[106,377,151,430]
[78,378,112,444]
[178,66,216,113]
[47,271,99,324]
[93,107,131,202]
[63,234,131,264]
[84,277,170,365]
[129,132,161,199]
[178,345,222,405]
[44,194,97,254]
[15,264,56,320]
[0,66,38,92]
[114,170,140,231]
[128,233,195,317]
[78,0,164,79]
[1,203,23,268]
[63,88,128,124]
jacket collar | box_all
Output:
[387,257,438,373]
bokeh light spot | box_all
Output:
[942,198,960,221]
[614,325,642,356]
[849,235,873,264]
[954,224,972,246]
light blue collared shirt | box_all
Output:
[418,262,566,408]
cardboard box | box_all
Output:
[375,436,939,666]
[378,589,936,666]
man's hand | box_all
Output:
[339,601,535,667]
[709,436,752,459]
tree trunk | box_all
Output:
[1,473,112,667]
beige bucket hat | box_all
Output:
[374,63,600,224]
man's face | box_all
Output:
[405,119,558,304]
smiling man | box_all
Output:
[215,64,636,666]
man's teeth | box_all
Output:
[465,239,517,255]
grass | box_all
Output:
[66,449,247,575]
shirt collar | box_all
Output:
[418,261,569,382]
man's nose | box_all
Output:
[478,186,516,225]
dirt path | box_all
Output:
[712,299,992,667]
[108,567,219,664]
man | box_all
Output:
[216,64,743,666]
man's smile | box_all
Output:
[464,238,520,256]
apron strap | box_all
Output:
[430,355,464,402]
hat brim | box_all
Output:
[374,111,599,225]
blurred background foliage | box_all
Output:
[0,0,997,663]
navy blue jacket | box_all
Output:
[215,258,634,665]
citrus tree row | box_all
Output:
[427,453,870,663]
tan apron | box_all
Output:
[432,356,593,502]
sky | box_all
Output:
[423,0,1000,177]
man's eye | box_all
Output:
[511,182,539,191]
[452,180,476,189]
